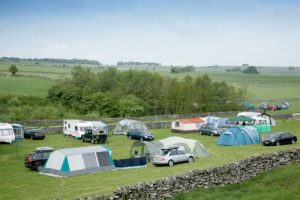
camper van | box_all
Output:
[0,123,15,144]
[63,120,92,138]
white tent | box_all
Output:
[130,136,210,160]
[113,119,149,135]
[42,146,115,176]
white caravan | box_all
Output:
[63,120,92,138]
[0,123,15,144]
[63,120,109,138]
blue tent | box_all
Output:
[217,126,260,146]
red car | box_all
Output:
[24,147,54,171]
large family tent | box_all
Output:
[113,119,149,135]
[130,136,209,160]
[41,146,115,176]
[217,126,260,146]
[171,118,205,133]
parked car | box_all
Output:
[152,146,194,167]
[263,132,297,146]
[82,129,107,144]
[127,129,154,141]
[24,147,54,171]
[24,129,45,140]
[199,124,226,136]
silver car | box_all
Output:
[152,147,194,167]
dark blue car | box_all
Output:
[127,129,154,141]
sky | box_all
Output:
[0,0,300,66]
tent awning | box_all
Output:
[229,115,255,123]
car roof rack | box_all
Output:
[36,147,54,151]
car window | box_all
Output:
[269,134,280,139]
[159,150,169,156]
[282,133,291,138]
[177,150,186,155]
[169,149,178,156]
[32,153,43,160]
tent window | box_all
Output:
[97,152,111,166]
[83,153,98,168]
[175,122,180,127]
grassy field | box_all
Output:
[1,61,300,106]
[0,76,55,97]
[0,119,299,200]
[174,162,300,200]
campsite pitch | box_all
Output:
[0,119,299,199]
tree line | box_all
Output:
[0,57,101,65]
[47,66,246,117]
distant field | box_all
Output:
[1,61,300,112]
[174,162,300,200]
[0,119,299,199]
[0,76,55,97]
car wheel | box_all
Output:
[188,156,194,163]
[276,141,280,146]
[31,136,34,140]
[140,137,143,141]
[36,164,43,172]
[82,137,85,142]
[291,140,295,144]
[168,160,174,167]
[91,139,95,144]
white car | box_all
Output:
[152,147,194,167]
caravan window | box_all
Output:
[68,124,70,128]
[75,126,78,131]
[80,126,90,131]
[2,129,12,136]
[0,130,2,136]
[175,121,180,127]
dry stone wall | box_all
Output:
[75,149,300,200]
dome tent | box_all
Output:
[41,146,115,177]
[113,119,149,135]
[217,126,260,146]
[130,136,210,160]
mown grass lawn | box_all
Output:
[0,119,299,200]
[174,162,300,200]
